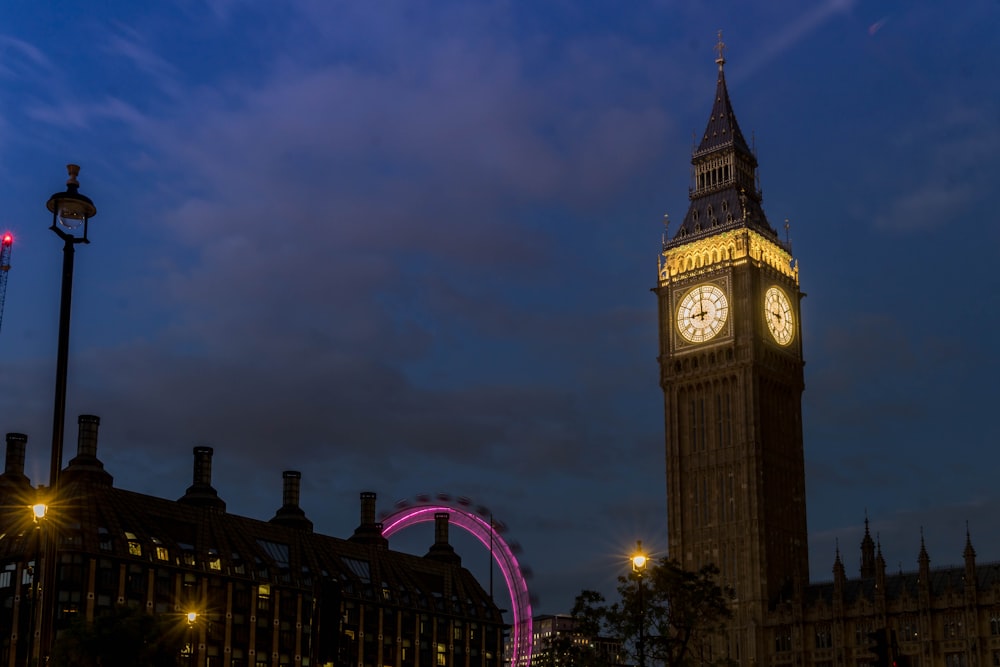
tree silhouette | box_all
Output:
[572,559,732,667]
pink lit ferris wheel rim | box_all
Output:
[382,505,533,667]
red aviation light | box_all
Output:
[1,233,11,246]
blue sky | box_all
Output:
[0,0,998,615]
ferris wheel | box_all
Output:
[381,493,533,667]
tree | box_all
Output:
[572,559,732,667]
[50,605,186,667]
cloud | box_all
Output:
[0,34,53,76]
[872,101,1000,232]
[731,0,857,79]
[874,182,976,232]
[104,23,179,86]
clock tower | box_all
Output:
[654,37,808,661]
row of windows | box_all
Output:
[0,558,501,667]
[772,612,1000,654]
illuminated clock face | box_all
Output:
[677,284,729,343]
[764,286,794,345]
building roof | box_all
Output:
[0,426,502,623]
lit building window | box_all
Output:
[125,531,142,557]
[258,583,271,612]
[151,537,169,561]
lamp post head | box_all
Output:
[31,502,47,522]
[631,540,647,573]
[187,611,198,625]
[46,164,97,240]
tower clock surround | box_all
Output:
[764,285,794,345]
[675,282,729,343]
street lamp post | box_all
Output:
[186,611,199,667]
[631,540,648,667]
[38,164,96,663]
[26,498,48,667]
[45,163,97,491]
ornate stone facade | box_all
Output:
[655,38,1000,667]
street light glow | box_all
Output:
[187,611,198,624]
[631,540,647,573]
[31,503,47,522]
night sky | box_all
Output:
[0,1,997,618]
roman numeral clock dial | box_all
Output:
[764,285,794,345]
[676,284,729,343]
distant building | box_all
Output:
[0,415,505,667]
[655,35,1000,667]
[529,614,622,667]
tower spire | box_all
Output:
[668,35,782,246]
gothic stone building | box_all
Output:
[0,416,504,667]
[655,40,1000,667]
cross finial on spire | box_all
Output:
[715,30,726,71]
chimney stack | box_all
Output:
[361,491,377,525]
[62,415,113,487]
[425,512,460,565]
[178,446,226,511]
[269,470,313,531]
[3,433,27,477]
[434,512,450,545]
[193,446,213,486]
[0,433,31,503]
[350,491,387,546]
[283,470,301,507]
[76,414,100,459]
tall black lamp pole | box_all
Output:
[45,164,96,490]
[38,164,96,662]
[631,540,648,667]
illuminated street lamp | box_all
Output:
[186,610,200,667]
[27,495,48,667]
[45,164,97,491]
[631,540,647,667]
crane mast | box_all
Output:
[0,233,12,335]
